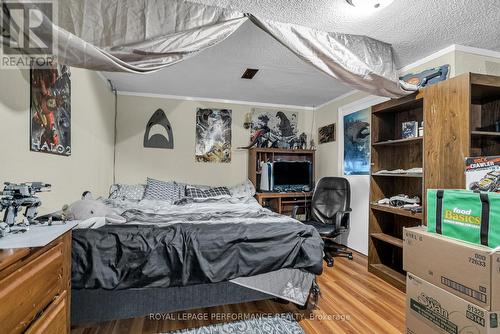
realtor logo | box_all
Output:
[1,0,56,68]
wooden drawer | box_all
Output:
[0,242,65,334]
[25,291,68,334]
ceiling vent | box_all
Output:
[241,68,259,80]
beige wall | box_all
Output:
[314,91,370,179]
[455,51,500,76]
[0,68,115,213]
[115,95,313,187]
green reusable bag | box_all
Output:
[427,189,500,248]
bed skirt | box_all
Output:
[71,281,273,325]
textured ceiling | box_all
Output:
[104,0,500,107]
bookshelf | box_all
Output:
[369,92,424,291]
[368,73,500,291]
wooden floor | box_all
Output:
[71,251,406,334]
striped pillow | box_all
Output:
[144,178,183,203]
[185,186,231,199]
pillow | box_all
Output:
[229,180,256,198]
[177,182,210,191]
[109,184,145,201]
[185,186,231,199]
[144,178,183,203]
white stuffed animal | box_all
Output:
[62,197,126,229]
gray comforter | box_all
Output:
[72,197,323,304]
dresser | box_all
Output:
[0,231,71,334]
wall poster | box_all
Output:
[30,65,71,156]
[343,108,370,175]
[195,108,232,163]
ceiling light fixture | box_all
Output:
[346,0,394,11]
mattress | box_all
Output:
[71,196,324,305]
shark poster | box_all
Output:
[343,108,370,175]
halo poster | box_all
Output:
[30,65,71,156]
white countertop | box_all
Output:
[0,221,78,249]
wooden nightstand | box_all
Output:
[0,231,72,334]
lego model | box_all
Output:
[0,182,51,237]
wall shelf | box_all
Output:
[372,173,423,178]
[370,204,423,220]
[372,137,423,147]
[471,131,500,137]
[370,233,403,248]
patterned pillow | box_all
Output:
[229,180,256,198]
[109,184,145,201]
[176,182,210,191]
[185,186,231,199]
[144,178,183,203]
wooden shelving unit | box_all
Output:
[368,73,500,291]
[369,92,423,292]
[248,148,315,217]
[248,148,315,189]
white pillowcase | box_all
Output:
[229,180,256,199]
[109,184,145,201]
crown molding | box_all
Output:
[398,45,457,73]
[399,44,500,73]
[116,91,315,111]
[99,44,500,112]
[453,44,500,59]
[313,90,360,111]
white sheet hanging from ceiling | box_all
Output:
[2,0,411,97]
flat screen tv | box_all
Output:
[273,161,312,191]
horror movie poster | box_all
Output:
[30,65,71,156]
[195,108,232,163]
[343,108,370,175]
[250,109,298,148]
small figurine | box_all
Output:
[0,182,51,237]
[299,133,308,150]
[309,139,316,150]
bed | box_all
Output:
[70,194,324,325]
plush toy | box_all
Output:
[61,197,126,229]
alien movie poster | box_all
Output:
[195,108,232,163]
[343,108,370,175]
[30,65,71,156]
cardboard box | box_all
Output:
[403,227,500,311]
[406,273,500,334]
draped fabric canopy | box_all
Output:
[3,0,412,97]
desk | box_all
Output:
[255,192,313,216]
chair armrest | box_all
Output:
[334,210,352,230]
[291,205,300,219]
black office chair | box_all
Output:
[293,177,353,267]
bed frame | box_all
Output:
[71,282,273,325]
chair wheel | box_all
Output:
[327,259,334,267]
[348,255,353,260]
